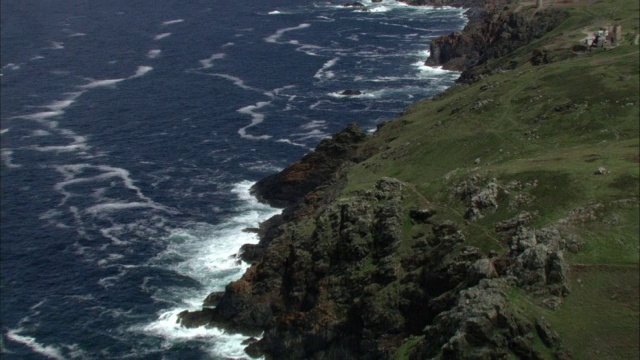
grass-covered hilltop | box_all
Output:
[180,0,639,358]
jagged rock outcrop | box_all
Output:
[175,1,593,358]
[179,173,573,358]
[250,123,370,208]
[425,5,569,82]
[414,278,543,359]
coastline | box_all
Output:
[180,0,639,358]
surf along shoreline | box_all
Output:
[179,0,580,358]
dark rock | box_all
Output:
[425,7,569,82]
[418,279,538,359]
[203,291,224,307]
[238,243,264,263]
[535,317,561,348]
[241,337,259,345]
[177,308,215,328]
[343,2,365,7]
[251,123,369,208]
[245,339,265,358]
[409,207,436,224]
[531,48,550,65]
[340,89,363,96]
[572,44,588,53]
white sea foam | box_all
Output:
[162,19,184,26]
[198,53,225,69]
[6,329,65,360]
[30,55,45,61]
[50,41,64,50]
[16,110,64,121]
[33,142,89,153]
[221,42,235,48]
[300,120,327,130]
[147,49,162,59]
[0,128,9,135]
[237,102,272,140]
[295,44,324,56]
[264,23,311,43]
[412,61,460,80]
[154,32,172,41]
[2,63,21,71]
[369,6,390,13]
[80,78,125,89]
[54,164,158,206]
[1,149,22,168]
[31,129,51,137]
[276,138,309,148]
[133,181,278,358]
[206,73,264,94]
[131,66,154,78]
[314,57,339,80]
[68,32,86,37]
[292,129,330,141]
[268,10,281,15]
[85,201,168,215]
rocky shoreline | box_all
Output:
[178,1,579,358]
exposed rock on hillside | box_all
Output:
[178,0,639,358]
[425,6,569,82]
[251,123,369,208]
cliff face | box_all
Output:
[425,6,568,82]
[179,0,640,358]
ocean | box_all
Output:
[0,0,466,358]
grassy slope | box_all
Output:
[343,0,639,357]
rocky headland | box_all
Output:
[179,0,640,358]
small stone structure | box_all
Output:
[585,25,623,49]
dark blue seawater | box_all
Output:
[1,0,466,358]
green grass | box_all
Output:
[339,0,639,357]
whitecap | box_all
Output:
[221,42,235,48]
[198,53,225,69]
[300,120,327,130]
[412,62,460,80]
[154,32,172,41]
[85,201,169,215]
[295,44,324,56]
[68,32,86,37]
[205,73,264,93]
[162,19,184,26]
[130,66,154,78]
[0,128,9,135]
[264,23,311,43]
[80,78,125,89]
[6,329,65,360]
[314,57,340,80]
[50,41,64,50]
[297,128,330,139]
[147,49,162,59]
[3,63,21,71]
[369,6,390,13]
[15,110,64,121]
[237,102,272,140]
[133,181,279,357]
[30,55,45,61]
[268,10,281,15]
[276,139,309,148]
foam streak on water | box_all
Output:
[1,0,467,358]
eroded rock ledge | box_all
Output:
[177,1,578,358]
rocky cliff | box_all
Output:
[425,3,568,82]
[179,0,640,358]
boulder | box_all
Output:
[343,2,365,7]
[340,89,363,96]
